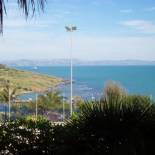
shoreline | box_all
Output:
[17,79,70,99]
[0,66,67,97]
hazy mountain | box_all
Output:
[0,59,155,66]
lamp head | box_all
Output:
[65,26,77,32]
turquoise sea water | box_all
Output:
[16,66,155,99]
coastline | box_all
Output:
[0,66,67,97]
[16,79,70,100]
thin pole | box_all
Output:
[65,25,77,117]
[150,94,152,100]
[36,93,38,121]
[91,94,95,102]
[70,30,73,116]
[8,87,11,121]
[150,94,153,104]
[7,70,11,121]
[62,95,65,121]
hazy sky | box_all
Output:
[0,0,155,60]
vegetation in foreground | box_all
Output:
[0,83,155,155]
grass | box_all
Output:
[0,67,64,94]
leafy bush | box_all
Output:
[0,119,57,155]
[0,95,155,155]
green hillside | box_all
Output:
[0,67,64,94]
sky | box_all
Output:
[0,0,155,60]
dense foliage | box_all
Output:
[0,95,155,155]
[0,118,55,154]
[64,95,155,155]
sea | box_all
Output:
[15,66,155,100]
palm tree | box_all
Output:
[46,91,63,105]
[0,80,18,120]
[0,80,17,102]
[38,91,63,114]
[28,91,63,116]
[0,0,46,34]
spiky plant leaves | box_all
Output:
[64,95,155,155]
[103,81,127,101]
[0,0,5,34]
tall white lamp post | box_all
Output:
[65,26,77,116]
[35,93,38,121]
[8,86,11,121]
[7,71,11,121]
[62,93,65,121]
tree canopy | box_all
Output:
[0,0,46,34]
[0,80,18,102]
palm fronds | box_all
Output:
[0,82,18,102]
[0,0,46,34]
[17,0,46,17]
[0,0,6,34]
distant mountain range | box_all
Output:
[0,59,155,66]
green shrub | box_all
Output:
[62,95,155,155]
[0,95,155,155]
[0,119,59,155]
[103,81,127,101]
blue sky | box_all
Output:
[0,0,155,60]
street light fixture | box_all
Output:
[65,26,77,116]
